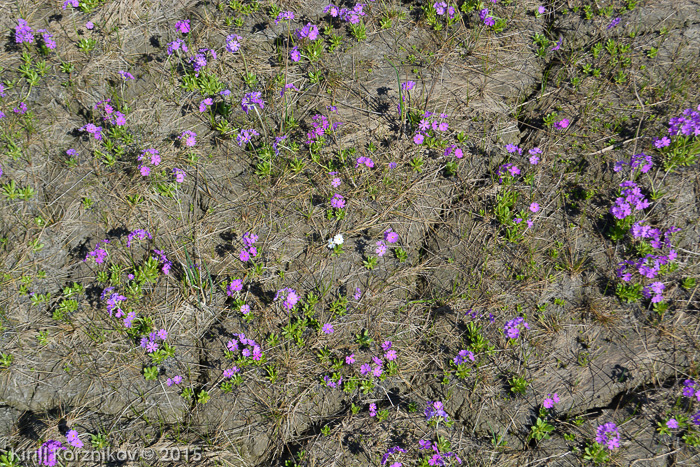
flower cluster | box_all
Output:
[239,232,259,262]
[290,46,301,62]
[66,430,83,449]
[543,393,560,409]
[180,130,197,147]
[375,240,387,257]
[418,439,462,465]
[166,375,183,386]
[187,48,217,75]
[94,99,127,127]
[554,118,569,129]
[359,355,386,378]
[355,156,375,168]
[505,143,523,155]
[173,168,186,183]
[175,19,190,34]
[327,233,344,249]
[241,92,265,114]
[503,316,530,339]
[275,287,300,311]
[413,111,449,145]
[381,446,406,466]
[296,23,319,40]
[613,153,653,174]
[529,147,542,164]
[167,38,188,55]
[306,114,330,144]
[682,379,700,401]
[101,287,128,318]
[79,123,104,141]
[140,328,168,353]
[453,349,475,365]
[85,240,110,264]
[37,440,65,467]
[126,228,152,247]
[119,70,135,80]
[496,163,520,183]
[14,102,28,115]
[424,400,449,423]
[668,105,700,136]
[480,8,495,27]
[137,148,161,176]
[274,10,295,24]
[236,128,259,147]
[227,332,262,360]
[444,145,464,158]
[330,193,346,209]
[199,98,213,112]
[595,422,621,450]
[15,18,34,44]
[610,181,650,220]
[152,249,172,274]
[382,340,397,361]
[225,34,242,53]
[38,29,56,50]
[63,0,79,9]
[434,2,457,18]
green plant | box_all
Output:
[509,375,528,395]
[363,256,378,270]
[0,451,21,467]
[615,282,643,303]
[78,38,97,53]
[143,366,159,380]
[582,442,610,464]
[355,329,373,348]
[529,417,555,441]
[90,432,109,449]
[0,353,13,368]
[682,277,697,290]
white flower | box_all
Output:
[327,233,344,249]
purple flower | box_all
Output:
[322,323,334,334]
[126,229,152,247]
[330,193,346,209]
[167,39,188,55]
[530,202,540,212]
[146,341,159,353]
[537,6,546,14]
[175,19,191,34]
[551,37,563,51]
[654,136,671,149]
[413,133,425,145]
[274,288,299,311]
[554,118,569,129]
[239,249,250,262]
[290,46,301,62]
[37,440,65,466]
[542,393,559,409]
[85,21,94,30]
[225,34,242,53]
[346,353,355,364]
[503,316,530,339]
[385,349,397,361]
[227,279,243,296]
[199,98,213,112]
[296,23,320,40]
[666,418,679,429]
[240,304,250,315]
[384,229,399,243]
[607,17,621,29]
[173,168,186,183]
[180,130,196,147]
[63,0,79,8]
[66,430,83,448]
[275,11,295,24]
[360,363,371,375]
[236,128,260,146]
[369,403,377,417]
[241,92,265,114]
[375,240,387,257]
[15,19,34,44]
[453,349,475,365]
[595,422,620,450]
[425,400,449,423]
[505,144,522,155]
